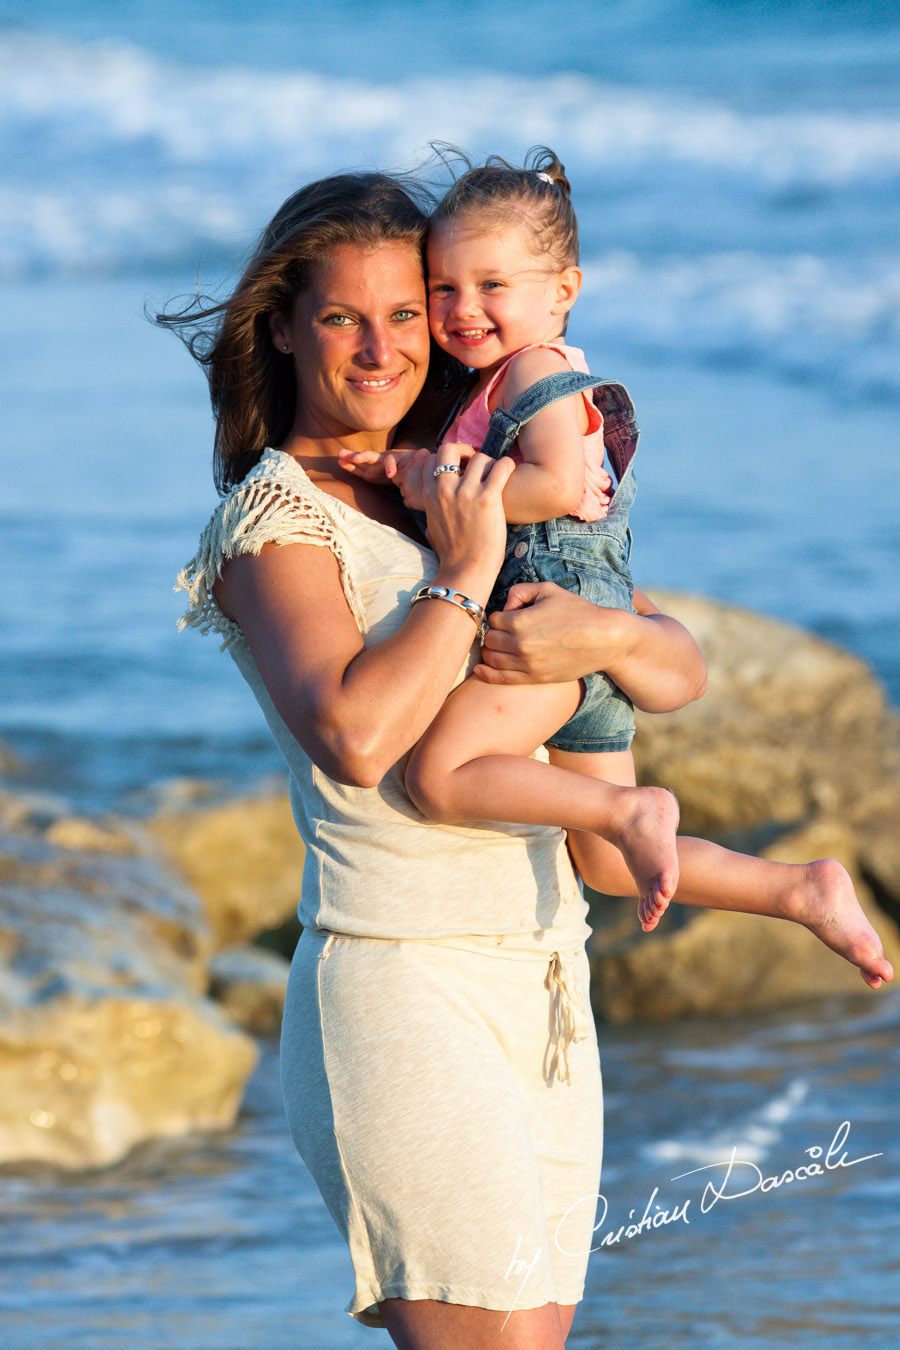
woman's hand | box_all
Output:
[423,444,516,602]
[386,443,477,512]
[475,583,707,712]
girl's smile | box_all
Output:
[426,219,581,381]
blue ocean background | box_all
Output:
[1,2,898,1346]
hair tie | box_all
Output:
[535,171,554,185]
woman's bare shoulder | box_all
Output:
[176,449,365,646]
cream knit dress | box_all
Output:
[178,446,604,1327]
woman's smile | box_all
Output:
[272,240,430,447]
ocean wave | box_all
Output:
[3,30,898,398]
[646,1079,809,1168]
[4,30,900,201]
[579,250,900,399]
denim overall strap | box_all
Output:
[480,372,639,483]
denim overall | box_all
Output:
[481,371,639,754]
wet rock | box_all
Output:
[589,818,900,1023]
[0,826,256,1169]
[0,993,256,1170]
[633,593,900,839]
[858,830,900,930]
[209,944,290,1036]
[147,795,305,950]
[44,816,137,854]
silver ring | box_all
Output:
[433,463,462,478]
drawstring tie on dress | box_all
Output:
[545,951,590,1084]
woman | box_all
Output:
[169,170,709,1347]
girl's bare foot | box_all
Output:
[780,858,894,989]
[604,787,680,923]
[638,887,670,933]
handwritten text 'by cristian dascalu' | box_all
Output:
[501,1120,881,1328]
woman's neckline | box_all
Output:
[266,447,433,554]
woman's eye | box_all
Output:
[393,309,420,322]
[323,313,354,327]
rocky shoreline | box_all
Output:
[2,594,898,1169]
[591,592,900,1020]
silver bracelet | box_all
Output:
[411,584,489,644]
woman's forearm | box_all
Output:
[218,452,517,788]
[222,546,496,788]
[599,605,707,712]
[320,566,496,784]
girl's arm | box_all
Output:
[475,583,707,713]
[215,453,515,787]
[490,346,589,524]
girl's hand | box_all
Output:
[337,447,389,483]
[383,447,430,497]
[424,444,516,600]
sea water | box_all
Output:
[0,2,898,1345]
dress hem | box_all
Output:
[348,1279,585,1328]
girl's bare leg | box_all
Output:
[405,677,680,911]
[556,749,894,990]
[379,1296,573,1348]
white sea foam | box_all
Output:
[2,31,898,396]
[579,250,900,396]
[5,32,900,182]
[646,1079,809,1168]
[4,31,900,214]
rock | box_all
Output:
[147,795,305,950]
[44,816,137,854]
[588,818,900,1023]
[0,788,69,833]
[208,944,290,1035]
[0,822,257,1169]
[633,593,900,838]
[142,777,218,810]
[0,994,256,1170]
[858,830,900,930]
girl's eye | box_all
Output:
[482,280,503,291]
[429,284,452,297]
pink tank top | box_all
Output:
[443,342,613,522]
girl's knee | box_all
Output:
[405,748,448,822]
[404,745,463,824]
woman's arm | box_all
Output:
[475,583,707,713]
[216,452,516,788]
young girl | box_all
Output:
[343,149,892,988]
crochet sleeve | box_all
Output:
[175,469,367,649]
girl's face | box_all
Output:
[426,218,580,376]
[270,240,430,444]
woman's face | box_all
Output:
[272,240,430,443]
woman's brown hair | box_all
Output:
[156,172,463,492]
